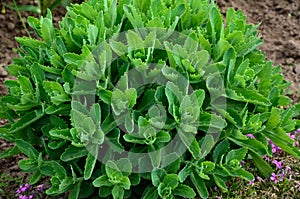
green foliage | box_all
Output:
[0,0,300,198]
[5,0,71,16]
[0,173,22,196]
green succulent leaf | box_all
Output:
[190,172,208,199]
[60,146,89,161]
[213,174,228,191]
[16,139,39,159]
[173,184,196,198]
[142,186,159,199]
[84,145,99,180]
[112,185,124,199]
[93,175,112,187]
[249,150,273,178]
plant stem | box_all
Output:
[12,0,31,38]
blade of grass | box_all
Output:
[11,0,32,38]
[3,3,40,14]
[48,0,65,11]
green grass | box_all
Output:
[0,173,23,197]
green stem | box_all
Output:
[12,0,31,38]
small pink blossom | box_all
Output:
[292,171,299,175]
[37,184,44,192]
[264,155,271,161]
[246,134,255,139]
[17,183,30,194]
[248,180,255,185]
[293,142,297,147]
[213,186,218,191]
[287,133,295,140]
[270,173,279,183]
[240,160,245,166]
[256,176,263,181]
[272,160,282,169]
[268,140,282,154]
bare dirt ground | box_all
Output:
[0,0,299,198]
[217,0,300,103]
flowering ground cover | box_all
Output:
[210,129,300,198]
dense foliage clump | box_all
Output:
[0,0,299,198]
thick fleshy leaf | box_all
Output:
[213,174,228,191]
[178,164,192,183]
[93,175,112,187]
[228,137,267,156]
[68,181,82,199]
[213,139,230,163]
[112,185,124,199]
[61,146,89,161]
[84,145,99,180]
[190,172,208,199]
[178,129,200,159]
[173,184,196,198]
[142,186,159,199]
[249,150,273,178]
[16,139,39,159]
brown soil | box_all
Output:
[217,0,300,103]
[0,0,299,198]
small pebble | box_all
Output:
[0,14,5,21]
[7,22,15,31]
[0,65,8,77]
[295,64,300,74]
[286,57,294,65]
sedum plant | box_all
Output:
[0,0,300,198]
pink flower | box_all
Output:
[213,186,218,191]
[272,160,282,169]
[248,180,255,185]
[287,133,295,140]
[264,155,271,161]
[16,189,21,194]
[292,171,299,175]
[270,173,279,183]
[37,184,44,192]
[17,183,30,194]
[256,176,263,181]
[240,160,245,166]
[268,140,282,154]
[285,166,291,172]
[293,142,297,147]
[246,134,255,139]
